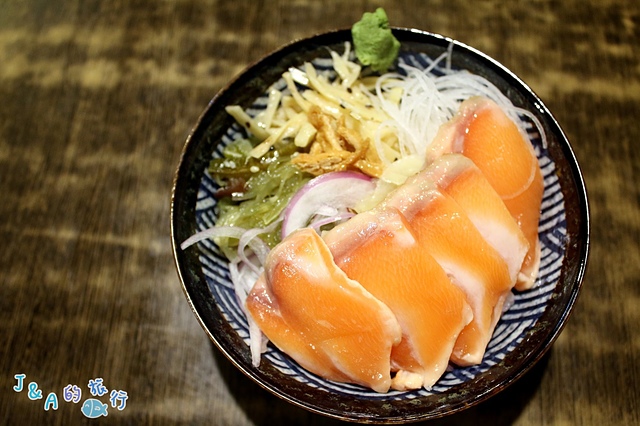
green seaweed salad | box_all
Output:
[208,138,311,257]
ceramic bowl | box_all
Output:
[170,28,589,423]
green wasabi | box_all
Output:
[351,8,400,72]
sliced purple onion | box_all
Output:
[281,171,376,238]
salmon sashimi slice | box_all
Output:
[324,208,473,390]
[245,228,402,393]
[423,153,530,285]
[383,176,514,366]
[426,97,543,290]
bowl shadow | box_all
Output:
[211,342,551,425]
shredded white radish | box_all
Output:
[228,258,267,367]
[374,66,458,161]
[310,213,355,232]
[236,219,281,274]
[180,226,246,250]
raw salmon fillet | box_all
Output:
[245,228,402,393]
[324,208,473,390]
[423,154,530,285]
[383,176,514,366]
[427,97,543,290]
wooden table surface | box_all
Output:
[1,1,638,424]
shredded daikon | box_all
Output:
[180,225,246,250]
[374,66,459,163]
[227,257,267,367]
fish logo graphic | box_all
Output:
[81,398,108,418]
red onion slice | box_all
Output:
[281,171,376,238]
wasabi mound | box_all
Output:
[351,8,400,72]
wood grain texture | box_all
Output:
[0,0,638,424]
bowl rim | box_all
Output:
[170,27,590,423]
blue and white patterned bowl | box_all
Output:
[171,28,589,423]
